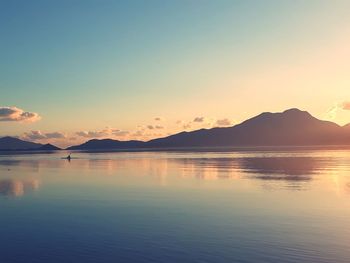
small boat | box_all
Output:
[62,154,72,161]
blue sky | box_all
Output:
[1,0,350,146]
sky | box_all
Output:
[1,0,350,147]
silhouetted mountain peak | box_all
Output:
[0,136,19,142]
[0,136,43,150]
[281,108,314,119]
[283,108,306,114]
[237,108,312,130]
[67,108,350,150]
[38,143,61,151]
[67,138,144,150]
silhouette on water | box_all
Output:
[62,154,72,162]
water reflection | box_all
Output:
[240,157,321,180]
[174,156,336,190]
[177,156,325,180]
[177,158,239,181]
[0,179,40,197]
[0,152,344,192]
[239,156,338,190]
[0,152,350,263]
[346,182,350,194]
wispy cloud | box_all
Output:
[147,125,164,130]
[178,116,232,130]
[112,130,129,136]
[132,130,144,137]
[76,128,129,138]
[45,132,66,139]
[216,118,232,127]
[341,101,350,110]
[183,123,192,129]
[326,101,350,120]
[76,131,108,138]
[193,117,205,123]
[22,131,66,141]
[0,107,41,122]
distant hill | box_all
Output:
[0,136,61,151]
[68,108,350,150]
[37,143,61,151]
[146,108,346,147]
[0,136,42,150]
[67,139,144,150]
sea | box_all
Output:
[0,148,350,263]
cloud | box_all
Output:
[178,117,215,130]
[183,123,191,129]
[23,131,46,140]
[175,120,191,130]
[326,101,350,120]
[341,101,350,110]
[45,132,66,139]
[111,129,129,136]
[326,105,339,120]
[132,130,144,137]
[22,131,66,141]
[147,124,164,130]
[151,133,163,137]
[154,117,163,121]
[76,130,108,138]
[0,107,41,122]
[76,128,129,138]
[216,118,232,127]
[193,117,204,123]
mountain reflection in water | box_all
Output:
[0,152,343,193]
[0,179,40,197]
[240,156,324,179]
[175,155,337,190]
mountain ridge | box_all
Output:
[67,108,350,150]
[0,137,61,151]
[3,109,350,151]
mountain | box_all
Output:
[0,137,60,151]
[343,123,350,130]
[37,143,61,151]
[67,108,350,150]
[0,136,42,150]
[147,108,345,147]
[67,139,144,150]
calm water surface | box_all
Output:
[0,149,350,263]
